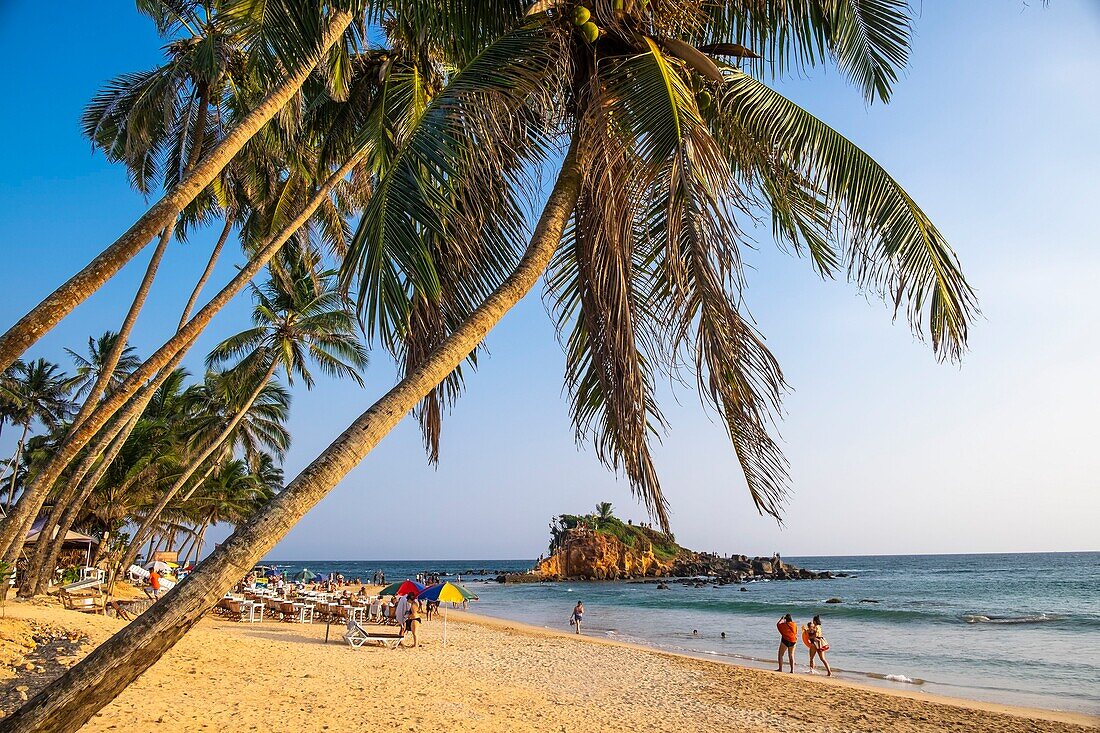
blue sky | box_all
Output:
[1,2,1097,560]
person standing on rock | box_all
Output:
[570,601,584,634]
[777,614,797,672]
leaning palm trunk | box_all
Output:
[113,461,218,591]
[0,150,365,560]
[67,90,209,435]
[0,10,353,373]
[24,210,232,592]
[24,221,228,595]
[116,359,279,577]
[178,215,234,330]
[68,226,173,435]
[0,138,583,733]
[23,414,138,596]
[16,333,195,588]
[4,425,28,511]
[189,520,211,564]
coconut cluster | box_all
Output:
[570,5,600,43]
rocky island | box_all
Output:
[498,505,833,584]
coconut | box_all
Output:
[571,6,591,26]
[580,21,600,43]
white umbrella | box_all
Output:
[145,560,172,573]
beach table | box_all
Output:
[348,605,369,623]
[291,602,314,623]
[242,600,264,623]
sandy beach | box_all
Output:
[0,599,1095,733]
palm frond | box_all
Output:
[715,66,976,358]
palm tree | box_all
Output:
[174,456,281,564]
[595,502,614,525]
[0,1,356,372]
[0,4,372,561]
[114,368,292,578]
[114,265,364,573]
[2,4,976,730]
[0,113,370,563]
[3,360,73,510]
[64,333,141,404]
[0,361,24,490]
[21,369,190,595]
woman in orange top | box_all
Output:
[776,614,797,672]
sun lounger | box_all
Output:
[343,620,402,649]
[60,589,104,614]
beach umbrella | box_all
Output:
[144,560,172,573]
[416,582,478,647]
[417,581,477,603]
[291,568,315,582]
[378,580,425,597]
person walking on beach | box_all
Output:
[570,601,584,634]
[777,614,797,672]
[147,567,161,600]
[404,595,423,648]
[803,615,832,676]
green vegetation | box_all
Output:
[549,503,682,561]
[1,265,364,597]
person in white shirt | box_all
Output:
[395,593,410,634]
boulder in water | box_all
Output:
[825,597,843,604]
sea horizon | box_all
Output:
[257,549,1098,563]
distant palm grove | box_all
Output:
[0,1,974,731]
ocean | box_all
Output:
[262,552,1099,715]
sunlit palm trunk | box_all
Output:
[0,10,354,374]
[116,354,277,580]
[4,424,28,511]
[178,215,234,330]
[25,211,228,593]
[0,138,583,733]
[68,226,173,435]
[0,150,365,561]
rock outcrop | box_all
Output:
[533,527,675,580]
[512,524,832,583]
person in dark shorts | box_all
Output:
[404,595,423,648]
[776,613,797,672]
